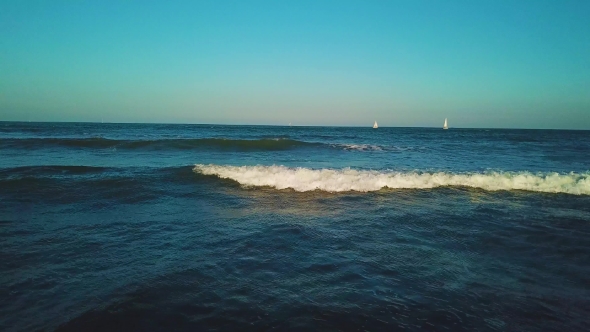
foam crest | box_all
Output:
[334,144,383,151]
[193,164,590,195]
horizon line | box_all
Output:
[1,120,589,131]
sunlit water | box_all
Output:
[1,122,589,331]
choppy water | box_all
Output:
[1,122,590,331]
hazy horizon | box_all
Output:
[5,120,590,131]
[1,1,589,129]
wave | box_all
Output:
[0,137,398,153]
[0,138,320,151]
[193,164,590,195]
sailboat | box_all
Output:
[443,118,448,130]
[373,121,378,129]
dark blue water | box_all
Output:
[1,122,590,331]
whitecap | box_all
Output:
[333,143,383,151]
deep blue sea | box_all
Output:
[1,122,590,331]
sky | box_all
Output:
[1,0,589,128]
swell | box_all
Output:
[0,166,190,206]
[0,166,129,195]
[193,164,590,195]
[0,165,110,177]
[0,165,202,187]
[0,137,398,152]
[0,138,320,151]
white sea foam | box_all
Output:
[334,144,383,151]
[193,164,590,195]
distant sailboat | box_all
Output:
[443,118,448,130]
[373,121,378,129]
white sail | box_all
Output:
[373,121,378,129]
[443,118,448,130]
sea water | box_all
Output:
[1,122,589,331]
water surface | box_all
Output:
[1,122,589,331]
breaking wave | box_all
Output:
[193,164,590,195]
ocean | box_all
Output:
[1,122,589,331]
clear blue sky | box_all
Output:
[1,0,589,128]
